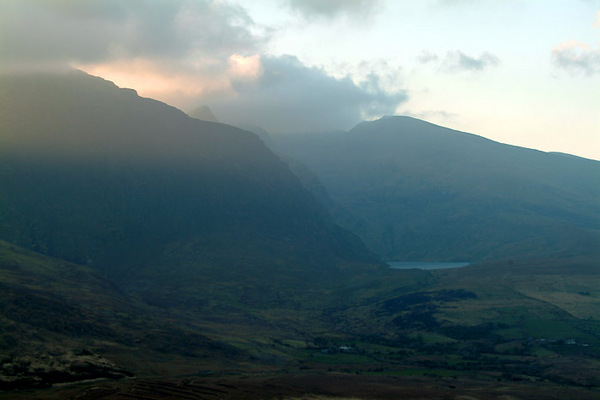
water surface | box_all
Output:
[388,261,470,270]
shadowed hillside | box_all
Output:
[0,71,381,305]
[270,116,600,261]
[0,240,253,389]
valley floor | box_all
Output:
[2,371,600,400]
[2,245,598,398]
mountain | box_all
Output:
[187,105,218,122]
[270,116,600,261]
[0,71,381,307]
[2,74,598,397]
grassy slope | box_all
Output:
[0,241,258,389]
[315,257,600,387]
[0,240,132,389]
[2,254,598,398]
[0,239,380,387]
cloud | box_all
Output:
[228,54,263,81]
[206,55,408,133]
[417,51,439,64]
[0,0,268,71]
[77,57,233,104]
[82,54,407,134]
[442,51,500,72]
[0,0,408,134]
[552,40,600,76]
[285,0,381,20]
[417,50,500,73]
[437,0,475,5]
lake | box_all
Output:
[388,261,470,270]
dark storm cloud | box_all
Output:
[285,0,381,19]
[552,42,600,76]
[0,0,267,70]
[208,55,407,134]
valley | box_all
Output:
[0,71,598,399]
[1,250,598,398]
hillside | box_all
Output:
[270,116,600,261]
[0,240,254,389]
[3,243,598,396]
[0,71,381,305]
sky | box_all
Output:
[1,0,599,160]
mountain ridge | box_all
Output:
[0,70,382,296]
[356,116,599,162]
[270,115,600,261]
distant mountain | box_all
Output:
[0,71,381,307]
[234,124,274,146]
[270,116,600,261]
[187,105,218,122]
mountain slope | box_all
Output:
[270,116,600,261]
[0,239,258,389]
[0,71,381,305]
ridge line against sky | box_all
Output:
[1,0,599,160]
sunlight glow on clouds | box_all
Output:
[76,58,233,104]
[0,0,405,129]
[1,0,599,159]
[210,55,408,133]
[228,54,263,81]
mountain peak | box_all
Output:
[354,115,464,135]
[188,105,219,122]
[269,115,600,261]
